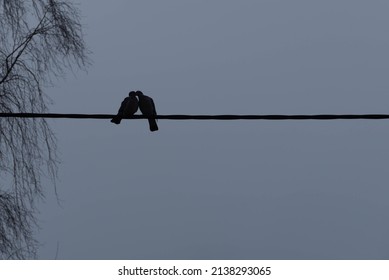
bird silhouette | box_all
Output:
[111,91,139,124]
[135,91,158,131]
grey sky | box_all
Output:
[37,0,389,259]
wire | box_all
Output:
[1,112,389,120]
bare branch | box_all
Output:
[0,0,89,259]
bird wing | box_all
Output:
[150,98,157,115]
[150,98,157,122]
[117,97,129,115]
[123,96,139,116]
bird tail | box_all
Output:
[111,116,122,124]
[148,118,158,131]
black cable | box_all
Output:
[1,112,389,120]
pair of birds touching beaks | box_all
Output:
[111,90,158,132]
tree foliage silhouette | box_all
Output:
[0,0,89,259]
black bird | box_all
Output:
[135,91,158,131]
[111,91,139,124]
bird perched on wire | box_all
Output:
[135,91,158,131]
[111,91,139,124]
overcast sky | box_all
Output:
[37,0,389,259]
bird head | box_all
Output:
[135,90,144,97]
[128,91,136,97]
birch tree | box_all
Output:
[0,0,89,259]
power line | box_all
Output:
[1,112,389,120]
